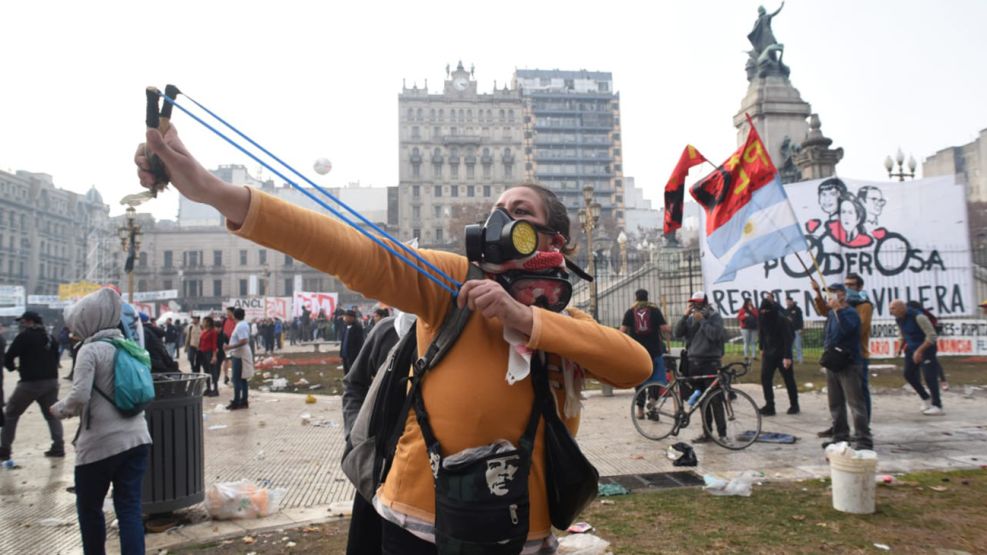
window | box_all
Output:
[163,279,172,290]
[413,228,421,239]
[434,185,442,197]
[411,126,420,139]
[451,186,459,198]
[239,279,248,296]
[466,165,475,179]
[467,185,475,197]
[259,279,267,296]
[484,185,492,197]
[284,278,294,296]
[213,279,222,297]
[412,164,420,178]
[412,185,420,198]
[213,250,223,266]
[259,249,267,265]
[284,253,293,266]
[138,252,148,267]
[433,205,443,218]
[239,249,247,265]
[412,206,421,220]
[163,250,173,268]
[505,164,513,178]
[435,228,443,242]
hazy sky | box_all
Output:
[2,1,986,219]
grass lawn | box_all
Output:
[171,469,987,554]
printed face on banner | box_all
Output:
[701,176,974,320]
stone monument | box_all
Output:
[733,2,841,183]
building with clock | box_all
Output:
[396,62,526,247]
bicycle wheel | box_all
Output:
[631,382,680,441]
[700,387,761,450]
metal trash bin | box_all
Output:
[142,372,209,514]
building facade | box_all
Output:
[0,169,113,295]
[132,165,389,311]
[397,62,526,247]
[923,128,987,202]
[514,69,626,233]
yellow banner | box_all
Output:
[58,281,102,301]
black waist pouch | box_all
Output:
[412,357,541,555]
[433,445,532,554]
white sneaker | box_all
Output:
[922,406,944,416]
[920,400,931,412]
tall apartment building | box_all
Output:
[514,69,626,233]
[0,169,113,295]
[923,127,987,202]
[397,62,526,247]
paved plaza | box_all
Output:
[1,346,985,554]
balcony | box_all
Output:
[442,134,483,146]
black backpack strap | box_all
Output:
[378,264,482,483]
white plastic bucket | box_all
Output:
[829,452,877,514]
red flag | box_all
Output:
[663,145,707,234]
[689,115,777,236]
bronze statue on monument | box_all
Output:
[745,2,790,80]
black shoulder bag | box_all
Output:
[819,310,853,372]
[531,354,599,530]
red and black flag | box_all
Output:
[663,145,707,235]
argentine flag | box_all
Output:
[707,175,807,283]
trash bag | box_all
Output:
[205,480,286,520]
[703,471,763,497]
[668,442,698,467]
[558,533,611,555]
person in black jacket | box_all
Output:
[339,310,365,375]
[141,314,178,373]
[341,313,406,555]
[758,296,798,416]
[0,323,6,428]
[1,312,64,459]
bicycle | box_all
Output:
[631,358,761,450]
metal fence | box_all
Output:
[571,244,987,356]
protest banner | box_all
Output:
[701,176,974,320]
[292,292,338,318]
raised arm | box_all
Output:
[527,308,651,389]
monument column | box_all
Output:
[733,2,813,183]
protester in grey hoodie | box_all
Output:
[51,288,151,555]
[673,291,727,443]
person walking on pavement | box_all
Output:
[820,284,872,451]
[784,296,804,364]
[223,308,253,410]
[198,317,220,397]
[891,299,945,415]
[185,315,202,374]
[757,296,798,416]
[0,323,6,430]
[0,311,64,460]
[737,298,759,359]
[813,272,874,437]
[220,307,235,384]
[673,292,727,443]
[50,288,152,555]
[163,318,179,359]
[620,289,670,419]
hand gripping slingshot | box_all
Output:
[139,84,463,297]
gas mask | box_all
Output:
[464,208,591,313]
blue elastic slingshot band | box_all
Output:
[158,92,462,296]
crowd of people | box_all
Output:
[617,272,954,453]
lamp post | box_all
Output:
[617,230,628,276]
[883,147,917,181]
[578,186,610,396]
[117,205,142,303]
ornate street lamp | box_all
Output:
[617,230,628,276]
[117,206,142,303]
[883,147,917,181]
